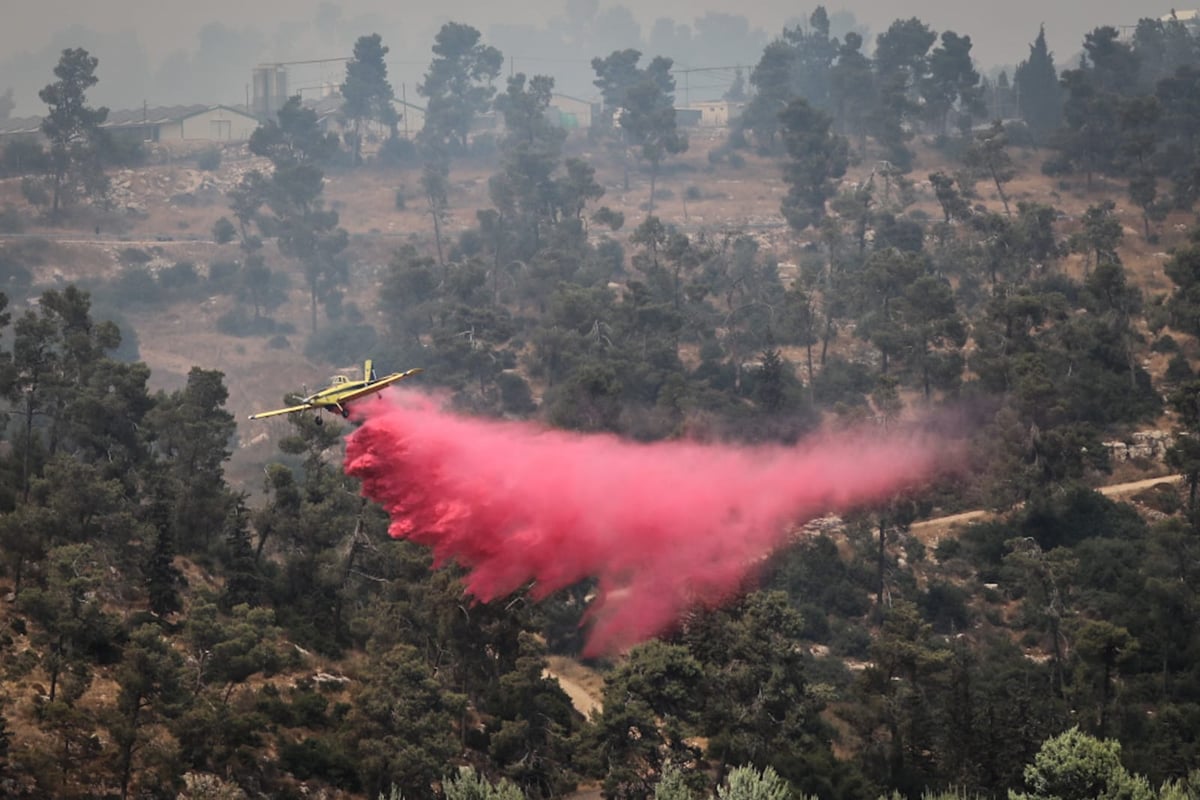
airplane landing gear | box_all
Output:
[314,415,323,426]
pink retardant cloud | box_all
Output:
[345,393,948,655]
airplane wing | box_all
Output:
[374,367,424,387]
[337,368,424,403]
[247,402,313,420]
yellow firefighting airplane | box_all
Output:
[248,359,422,424]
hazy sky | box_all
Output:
[0,0,1172,115]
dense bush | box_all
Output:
[217,308,296,337]
[196,147,222,171]
[304,323,379,363]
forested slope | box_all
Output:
[2,7,1200,800]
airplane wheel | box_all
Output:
[315,415,323,426]
[341,408,350,418]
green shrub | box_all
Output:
[919,581,973,634]
[1151,334,1179,354]
[279,737,359,788]
[255,683,293,726]
[100,136,146,167]
[378,135,416,165]
[304,323,378,363]
[20,177,49,206]
[830,621,872,659]
[207,259,240,290]
[444,767,524,800]
[159,260,200,291]
[118,247,153,265]
[795,602,831,642]
[196,147,221,171]
[718,765,793,800]
[933,537,963,561]
[1167,353,1193,384]
[813,358,873,408]
[212,217,237,245]
[289,689,329,727]
[0,248,34,295]
[217,308,295,337]
[0,205,24,233]
[497,371,536,415]
[112,266,162,305]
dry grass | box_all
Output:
[545,654,605,718]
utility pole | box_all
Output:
[402,82,409,138]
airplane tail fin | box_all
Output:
[365,358,376,382]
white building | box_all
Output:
[549,94,597,130]
[0,104,262,145]
[685,100,745,128]
[150,106,261,142]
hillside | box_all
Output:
[1,116,1199,799]
[0,130,1191,491]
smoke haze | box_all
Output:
[0,0,1163,116]
[344,392,951,654]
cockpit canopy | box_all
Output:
[331,375,350,385]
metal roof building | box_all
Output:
[0,104,262,144]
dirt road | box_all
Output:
[910,474,1183,544]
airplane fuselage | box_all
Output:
[247,362,423,422]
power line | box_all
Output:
[257,56,350,67]
[673,64,746,74]
[510,55,595,64]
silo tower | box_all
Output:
[251,64,289,119]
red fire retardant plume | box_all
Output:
[345,393,946,655]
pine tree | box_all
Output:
[755,348,788,413]
[145,529,183,617]
[220,500,260,611]
[418,22,503,154]
[111,625,186,799]
[247,97,347,334]
[341,33,398,165]
[778,97,848,231]
[143,481,183,617]
[724,67,746,102]
[38,48,110,216]
[1014,26,1062,143]
[965,121,1017,216]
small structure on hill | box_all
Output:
[0,104,261,145]
[110,105,261,143]
[684,100,745,128]
[549,94,598,129]
[308,92,426,141]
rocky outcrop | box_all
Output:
[1102,431,1174,462]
